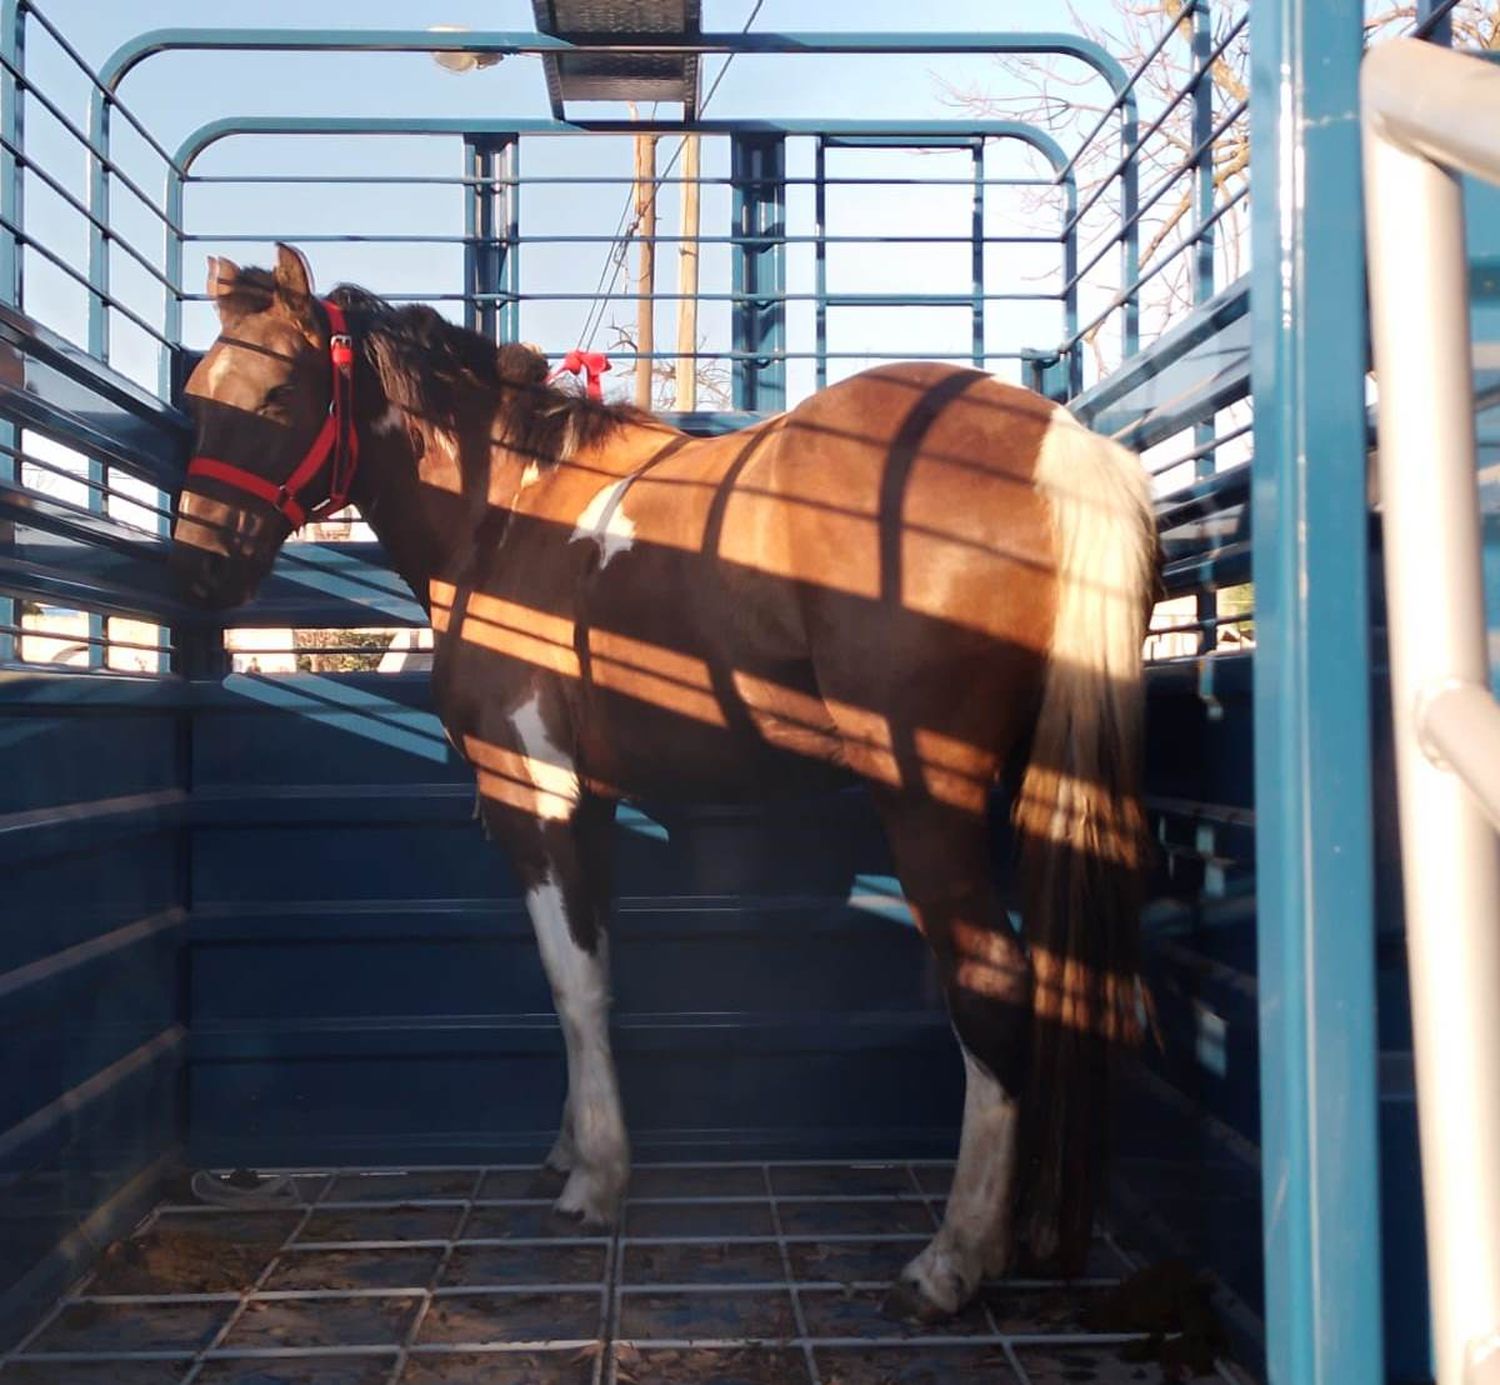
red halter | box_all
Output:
[186,299,359,531]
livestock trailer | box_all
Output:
[2,1,1498,1382]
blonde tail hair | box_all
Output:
[1013,405,1157,1267]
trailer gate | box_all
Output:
[1,2,1496,1381]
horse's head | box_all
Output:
[171,243,351,609]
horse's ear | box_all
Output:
[272,243,319,331]
[274,243,315,300]
[206,255,241,300]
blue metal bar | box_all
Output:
[463,135,517,344]
[1415,0,1457,44]
[99,29,1132,95]
[0,52,176,232]
[188,173,1061,189]
[161,168,183,399]
[1249,0,1383,1380]
[1191,1,1217,653]
[814,138,827,391]
[23,2,183,174]
[971,140,984,367]
[1062,10,1249,240]
[1,0,22,309]
[0,0,22,665]
[1064,97,1248,300]
[181,290,1059,307]
[1119,108,1139,361]
[173,118,1072,176]
[183,231,1062,247]
[0,216,171,346]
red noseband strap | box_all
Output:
[186,299,360,530]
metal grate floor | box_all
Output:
[0,1162,1252,1384]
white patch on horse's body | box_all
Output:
[205,349,237,392]
[523,874,628,1224]
[899,1045,1017,1314]
[509,690,581,816]
[519,461,542,489]
[572,479,636,565]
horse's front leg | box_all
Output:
[484,791,628,1226]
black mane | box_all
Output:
[327,283,645,466]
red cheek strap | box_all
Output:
[185,298,358,531]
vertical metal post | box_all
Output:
[87,92,110,362]
[1119,106,1140,362]
[1249,1,1383,1382]
[730,132,785,413]
[1192,0,1217,652]
[1191,0,1216,310]
[161,167,184,401]
[1061,178,1080,397]
[0,0,21,666]
[814,138,827,391]
[464,134,517,344]
[970,138,984,368]
[1364,39,1500,1385]
[85,82,110,666]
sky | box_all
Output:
[14,0,1139,401]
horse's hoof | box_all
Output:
[881,1277,953,1325]
[553,1169,623,1229]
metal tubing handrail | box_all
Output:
[99,28,1133,94]
[170,116,1072,174]
[186,173,1062,189]
[1363,35,1500,1385]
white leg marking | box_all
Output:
[524,875,628,1225]
[572,479,636,565]
[900,1046,1018,1315]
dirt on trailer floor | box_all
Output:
[1,1163,1250,1385]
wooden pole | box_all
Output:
[634,131,659,410]
[675,135,701,411]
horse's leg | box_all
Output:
[873,792,1030,1321]
[545,1094,576,1175]
[485,792,628,1225]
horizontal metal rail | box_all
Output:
[19,0,184,175]
[1362,35,1500,1385]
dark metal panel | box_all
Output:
[531,0,701,117]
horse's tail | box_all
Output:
[1013,404,1157,1268]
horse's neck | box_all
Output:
[350,426,491,615]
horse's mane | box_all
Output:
[327,283,646,466]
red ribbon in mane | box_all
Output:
[546,349,611,401]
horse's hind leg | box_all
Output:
[873,792,1030,1321]
[484,793,629,1226]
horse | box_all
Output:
[170,243,1157,1322]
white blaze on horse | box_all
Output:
[172,244,1157,1321]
